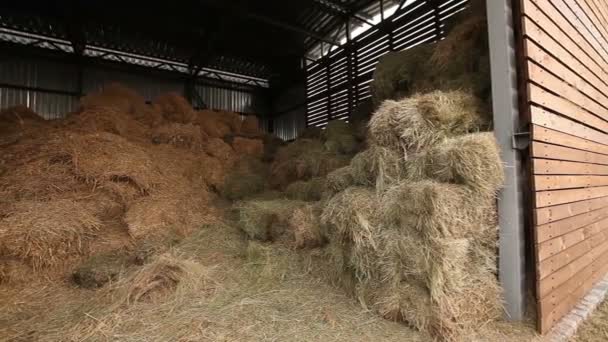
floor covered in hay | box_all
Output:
[0,218,539,342]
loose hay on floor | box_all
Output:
[235,200,304,242]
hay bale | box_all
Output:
[241,115,260,136]
[0,258,31,284]
[72,252,129,288]
[197,110,232,138]
[80,83,163,127]
[68,106,148,141]
[288,204,324,249]
[323,119,353,140]
[407,132,504,195]
[222,158,268,200]
[203,138,237,168]
[154,92,197,124]
[232,137,264,157]
[66,132,162,193]
[321,187,381,281]
[219,111,243,135]
[285,177,325,201]
[151,123,206,149]
[325,166,354,195]
[298,126,323,139]
[0,199,102,269]
[380,180,493,240]
[125,188,212,241]
[368,90,487,154]
[325,134,360,155]
[371,44,434,104]
[235,200,303,241]
[262,133,285,162]
[350,146,405,192]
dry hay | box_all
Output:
[285,177,325,201]
[407,132,504,195]
[321,187,381,282]
[235,199,304,242]
[380,180,494,240]
[325,134,359,155]
[371,44,434,104]
[154,92,197,124]
[151,123,206,149]
[196,110,232,138]
[0,105,44,136]
[325,166,354,196]
[350,145,405,192]
[298,126,323,139]
[271,139,349,188]
[119,253,212,304]
[368,90,487,154]
[261,133,285,162]
[80,83,163,127]
[231,136,264,157]
[240,115,260,136]
[218,111,244,135]
[72,252,130,288]
[203,137,237,168]
[222,158,268,200]
[66,132,163,194]
[68,106,149,141]
[288,204,324,249]
[323,119,353,140]
[125,185,215,241]
[0,199,102,269]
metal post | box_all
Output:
[487,0,526,320]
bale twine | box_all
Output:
[368,90,486,155]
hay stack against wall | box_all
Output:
[321,88,504,340]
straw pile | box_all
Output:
[222,158,269,200]
[232,137,264,157]
[285,177,326,201]
[241,115,261,136]
[0,83,269,285]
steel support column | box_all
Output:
[487,0,526,321]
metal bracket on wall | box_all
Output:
[512,131,530,151]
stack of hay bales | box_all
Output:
[321,90,503,340]
[270,120,360,189]
[371,2,491,109]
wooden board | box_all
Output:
[521,0,608,333]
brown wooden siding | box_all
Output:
[519,0,608,333]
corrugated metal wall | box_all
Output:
[0,55,268,119]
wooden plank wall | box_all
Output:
[519,0,608,334]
